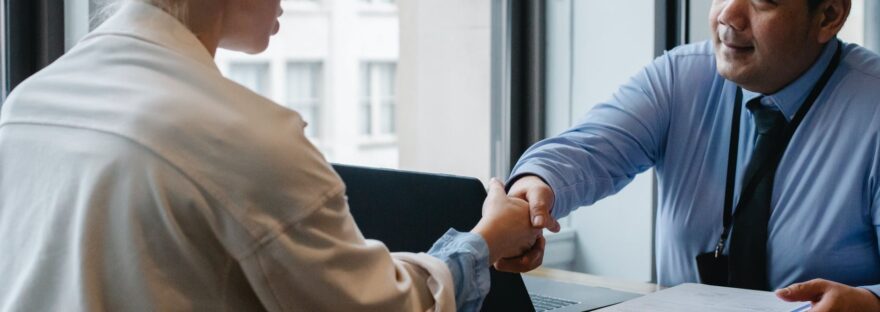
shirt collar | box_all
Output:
[84,1,219,73]
[741,39,839,121]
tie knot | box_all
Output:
[746,97,787,135]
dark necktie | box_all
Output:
[728,97,788,290]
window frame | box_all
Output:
[2,0,65,106]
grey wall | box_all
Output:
[689,0,712,43]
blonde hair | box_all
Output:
[92,0,189,28]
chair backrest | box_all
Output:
[332,164,533,312]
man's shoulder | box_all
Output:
[665,40,715,59]
[657,40,718,77]
[841,42,880,82]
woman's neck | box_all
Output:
[181,0,225,57]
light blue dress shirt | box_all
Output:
[511,39,880,296]
[429,229,491,311]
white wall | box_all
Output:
[546,0,656,283]
[397,0,492,182]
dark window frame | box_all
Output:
[2,0,65,105]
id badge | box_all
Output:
[696,252,729,286]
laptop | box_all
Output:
[332,164,640,312]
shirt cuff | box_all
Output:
[507,164,571,220]
[860,284,880,300]
[427,229,491,312]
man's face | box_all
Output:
[710,0,824,94]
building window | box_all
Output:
[286,62,323,138]
[360,62,396,137]
[227,62,271,98]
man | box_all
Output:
[497,0,880,310]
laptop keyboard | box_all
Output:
[529,293,580,312]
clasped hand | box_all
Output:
[470,176,557,271]
[470,179,543,264]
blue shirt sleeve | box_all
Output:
[427,228,491,312]
[509,52,674,219]
[863,157,880,299]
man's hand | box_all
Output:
[471,179,542,264]
[507,175,560,232]
[493,175,559,273]
[776,279,880,312]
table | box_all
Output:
[523,267,661,295]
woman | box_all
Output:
[0,0,541,310]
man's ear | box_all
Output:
[815,0,851,44]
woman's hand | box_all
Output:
[471,179,542,264]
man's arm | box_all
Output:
[496,52,677,273]
[508,52,675,221]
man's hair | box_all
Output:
[809,0,824,11]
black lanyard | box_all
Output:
[713,41,844,258]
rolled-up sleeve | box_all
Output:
[427,229,491,311]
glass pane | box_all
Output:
[360,101,372,135]
[378,63,396,97]
[360,63,371,100]
[380,100,394,134]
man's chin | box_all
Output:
[716,64,753,87]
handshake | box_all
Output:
[470,175,560,272]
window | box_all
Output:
[540,0,657,281]
[227,62,271,98]
[286,62,322,138]
[360,62,396,137]
[225,1,492,176]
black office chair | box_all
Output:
[332,164,534,312]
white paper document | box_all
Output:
[596,283,811,312]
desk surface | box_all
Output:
[524,267,661,295]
